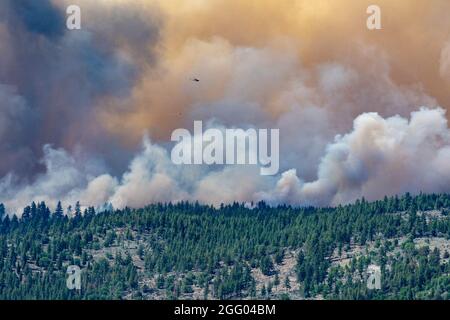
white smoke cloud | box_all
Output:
[260,107,450,206]
[175,39,436,182]
[108,137,190,208]
[0,33,444,215]
[1,1,449,214]
[3,107,450,214]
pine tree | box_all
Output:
[284,276,291,290]
[0,203,5,220]
[75,201,82,217]
[54,201,63,218]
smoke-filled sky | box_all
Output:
[1,0,450,213]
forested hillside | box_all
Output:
[0,193,449,300]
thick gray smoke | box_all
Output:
[0,0,449,214]
[259,108,450,206]
[2,107,450,213]
[0,0,160,178]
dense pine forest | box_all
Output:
[0,193,449,300]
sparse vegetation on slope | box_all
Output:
[0,193,449,300]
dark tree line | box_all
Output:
[0,193,449,299]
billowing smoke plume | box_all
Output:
[0,0,161,177]
[260,108,450,206]
[3,107,450,211]
[1,0,450,213]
